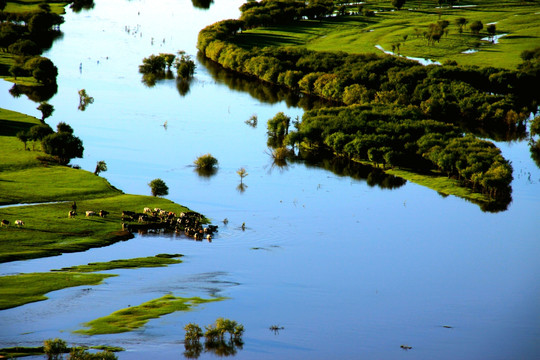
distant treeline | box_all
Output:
[239,0,334,28]
[197,16,540,201]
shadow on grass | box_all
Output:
[0,119,36,137]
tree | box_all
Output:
[175,51,196,79]
[43,338,67,360]
[41,132,84,165]
[184,323,203,344]
[78,89,94,111]
[28,123,54,145]
[94,160,107,175]
[148,178,169,197]
[16,131,29,150]
[391,0,406,10]
[194,153,218,170]
[237,167,248,184]
[486,23,496,42]
[469,20,483,35]
[56,122,73,134]
[37,102,54,122]
[0,0,7,11]
[455,17,468,35]
[24,56,58,84]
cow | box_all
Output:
[143,207,152,213]
[86,211,96,217]
[1,220,9,227]
[99,210,109,218]
[14,220,24,227]
[68,211,77,218]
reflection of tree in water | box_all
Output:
[295,150,407,190]
[70,0,95,12]
[184,339,243,359]
[141,71,175,87]
[10,83,58,103]
[197,52,335,111]
[191,0,214,10]
[177,77,193,97]
[195,166,218,179]
[531,140,540,169]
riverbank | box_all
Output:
[0,108,196,263]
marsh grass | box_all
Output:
[75,294,225,335]
[0,272,115,310]
[53,254,184,272]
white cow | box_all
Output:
[15,220,25,227]
[86,211,96,217]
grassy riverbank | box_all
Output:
[236,0,540,69]
[0,109,194,263]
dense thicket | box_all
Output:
[239,0,333,28]
[198,20,537,133]
[288,105,513,197]
[198,18,538,201]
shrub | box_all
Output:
[43,338,67,360]
[194,153,218,170]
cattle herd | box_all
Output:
[1,205,218,241]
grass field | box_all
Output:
[0,109,193,263]
[235,0,540,69]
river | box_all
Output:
[0,0,539,359]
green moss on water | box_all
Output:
[75,294,226,335]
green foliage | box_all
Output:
[69,348,118,360]
[37,102,54,122]
[267,112,290,147]
[194,153,218,170]
[237,167,248,184]
[53,255,183,272]
[184,323,203,344]
[148,178,169,197]
[469,20,483,35]
[78,89,94,111]
[94,160,107,175]
[43,338,67,360]
[75,295,225,335]
[41,131,84,165]
[175,51,196,79]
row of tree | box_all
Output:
[280,105,513,198]
[239,0,334,28]
[198,20,537,133]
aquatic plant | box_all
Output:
[194,153,218,170]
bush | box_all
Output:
[148,178,169,197]
[194,153,218,170]
[43,338,67,360]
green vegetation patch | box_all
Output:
[0,194,191,263]
[75,294,225,335]
[0,272,115,310]
[0,346,45,358]
[53,254,184,272]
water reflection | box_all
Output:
[194,166,218,178]
[296,150,407,190]
[191,0,214,10]
[529,139,540,169]
[176,77,193,97]
[184,339,243,358]
[70,0,95,12]
[9,82,58,103]
[197,53,335,110]
[141,71,175,87]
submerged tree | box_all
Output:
[78,89,94,111]
[175,51,196,79]
[43,338,67,360]
[237,167,248,184]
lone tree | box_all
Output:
[78,89,94,111]
[391,0,406,10]
[94,160,107,175]
[175,51,196,79]
[469,20,483,35]
[148,178,169,197]
[43,338,67,360]
[37,102,54,123]
[16,131,30,150]
[487,23,496,42]
[237,167,248,184]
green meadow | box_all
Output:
[235,0,540,69]
[0,109,192,263]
